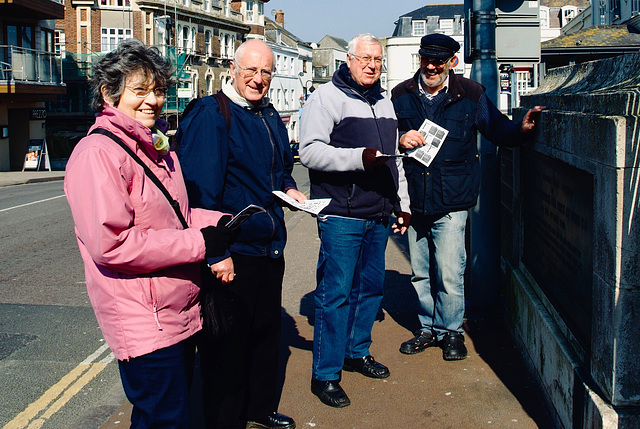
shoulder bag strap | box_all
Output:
[89,128,189,229]
[213,91,231,132]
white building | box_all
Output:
[385,4,468,98]
[264,12,312,142]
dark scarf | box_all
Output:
[337,63,382,104]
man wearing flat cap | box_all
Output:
[391,33,544,361]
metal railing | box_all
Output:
[0,45,63,84]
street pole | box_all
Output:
[467,0,501,310]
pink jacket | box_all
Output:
[64,105,225,360]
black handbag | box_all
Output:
[199,263,237,339]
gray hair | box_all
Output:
[90,38,175,112]
[347,33,383,55]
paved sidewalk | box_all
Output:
[0,170,65,187]
[100,208,555,429]
[0,171,555,428]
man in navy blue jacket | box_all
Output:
[177,39,305,429]
[391,34,544,362]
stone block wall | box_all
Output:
[501,53,640,428]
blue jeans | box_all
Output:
[407,210,468,340]
[312,215,389,381]
[118,336,196,429]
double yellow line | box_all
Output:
[3,343,115,429]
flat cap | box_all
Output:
[419,34,460,59]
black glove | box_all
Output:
[362,148,388,171]
[395,211,411,228]
[201,215,235,257]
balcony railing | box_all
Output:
[0,45,63,84]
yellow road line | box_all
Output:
[26,363,109,429]
[3,344,113,429]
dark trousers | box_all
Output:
[199,254,285,429]
[118,336,197,429]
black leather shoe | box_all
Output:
[399,330,437,354]
[441,332,468,361]
[247,412,296,429]
[343,355,390,379]
[311,379,350,408]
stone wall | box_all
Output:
[501,53,640,428]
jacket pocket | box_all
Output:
[148,278,163,331]
[440,162,475,206]
[443,112,470,142]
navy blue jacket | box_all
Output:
[176,93,297,258]
[391,70,526,216]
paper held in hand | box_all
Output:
[404,118,449,167]
[272,191,331,216]
[225,204,266,230]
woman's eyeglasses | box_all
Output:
[126,86,168,98]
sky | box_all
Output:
[264,0,448,43]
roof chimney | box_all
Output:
[275,10,285,27]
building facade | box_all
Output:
[50,0,263,138]
[386,3,468,98]
[311,35,347,88]
[0,0,65,171]
[264,12,312,143]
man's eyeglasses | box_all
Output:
[237,65,273,80]
[350,54,383,66]
[126,86,168,98]
[422,57,452,67]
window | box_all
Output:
[100,0,131,8]
[42,29,55,53]
[412,20,426,36]
[181,26,189,52]
[609,0,620,19]
[276,54,281,73]
[516,70,531,96]
[206,74,213,95]
[221,32,234,58]
[633,0,640,14]
[54,30,65,55]
[205,31,212,56]
[204,0,210,11]
[101,27,132,52]
[539,7,549,29]
[246,1,254,22]
[313,65,328,78]
[258,1,264,16]
[191,27,196,52]
[411,53,421,71]
[439,19,453,35]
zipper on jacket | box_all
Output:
[258,111,278,239]
[346,184,356,216]
[149,279,163,331]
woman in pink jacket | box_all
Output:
[64,39,234,428]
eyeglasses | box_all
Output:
[350,54,383,66]
[126,86,168,98]
[236,65,273,80]
[421,57,452,67]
